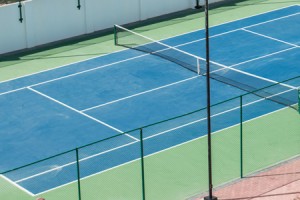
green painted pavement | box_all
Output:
[1,106,298,200]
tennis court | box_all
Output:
[0,4,300,199]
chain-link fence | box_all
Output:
[0,76,299,200]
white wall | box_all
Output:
[0,0,225,54]
[86,0,141,32]
[140,0,194,20]
[0,3,27,54]
[24,0,86,47]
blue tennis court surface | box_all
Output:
[1,5,300,195]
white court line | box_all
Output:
[229,47,298,68]
[81,76,199,112]
[242,28,299,47]
[0,5,297,85]
[16,86,296,185]
[0,174,34,196]
[0,87,27,97]
[27,87,139,142]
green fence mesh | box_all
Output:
[0,76,299,200]
[79,130,143,200]
[211,97,241,187]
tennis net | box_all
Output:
[114,24,202,74]
[114,25,300,111]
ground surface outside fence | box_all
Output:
[193,156,300,200]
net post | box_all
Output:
[197,59,201,75]
[113,25,118,46]
[139,129,146,200]
[240,95,243,178]
[75,148,82,200]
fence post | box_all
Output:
[240,96,243,178]
[77,0,81,10]
[140,129,146,200]
[76,148,82,200]
[195,0,202,9]
[18,1,23,23]
[114,25,118,46]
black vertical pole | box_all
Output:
[140,129,146,200]
[240,96,244,178]
[114,25,118,46]
[203,0,217,199]
[75,148,82,200]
